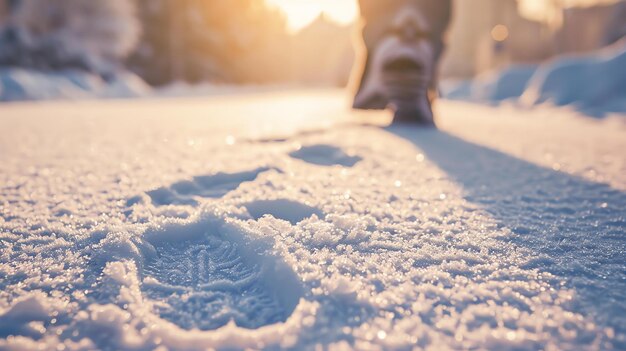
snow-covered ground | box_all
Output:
[0,90,625,350]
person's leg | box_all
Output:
[352,0,452,125]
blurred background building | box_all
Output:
[443,0,626,78]
[441,0,552,77]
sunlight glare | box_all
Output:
[265,0,359,33]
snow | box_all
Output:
[0,90,625,350]
[289,144,363,167]
[521,40,626,117]
[0,69,299,103]
[443,65,538,103]
[444,40,626,118]
[0,69,150,102]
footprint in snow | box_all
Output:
[289,144,362,167]
[139,219,303,330]
[244,199,324,224]
[138,167,271,207]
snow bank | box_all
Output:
[444,40,626,117]
[442,64,538,104]
[0,68,150,102]
[521,39,626,116]
[0,72,302,103]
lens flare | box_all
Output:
[491,24,509,42]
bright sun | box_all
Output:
[265,0,359,33]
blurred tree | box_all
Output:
[0,0,140,76]
[0,0,353,87]
[129,0,290,85]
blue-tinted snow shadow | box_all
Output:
[127,167,274,208]
[289,145,363,167]
[244,199,325,225]
[388,126,626,344]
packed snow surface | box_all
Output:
[0,90,625,350]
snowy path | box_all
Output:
[0,90,624,350]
